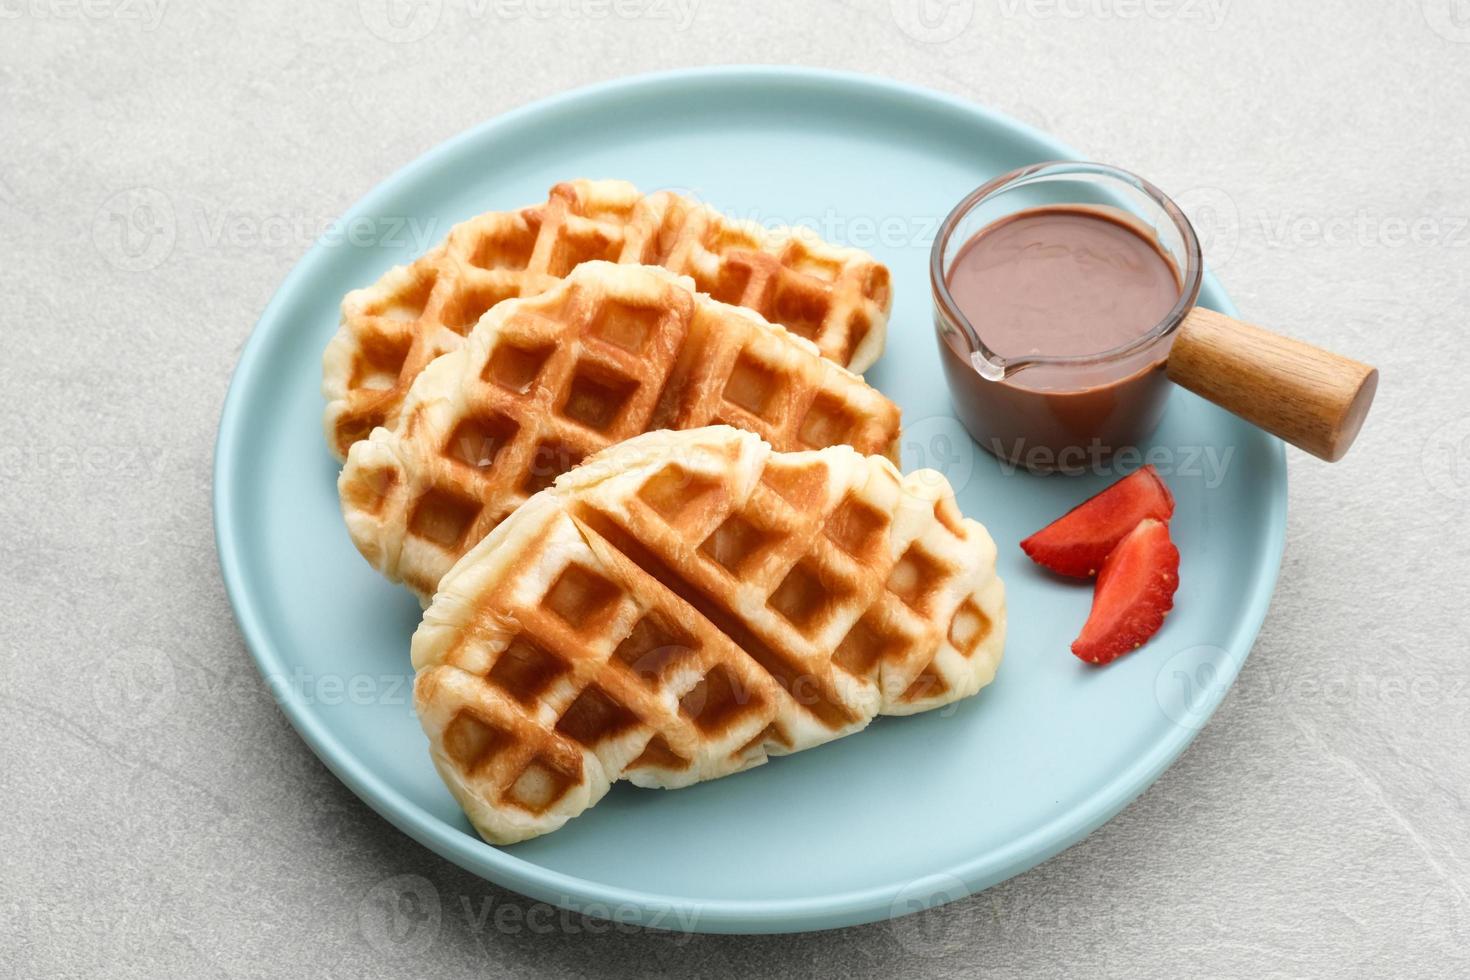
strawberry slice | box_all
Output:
[1020,465,1175,578]
[1071,519,1180,665]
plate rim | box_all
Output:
[213,64,1288,934]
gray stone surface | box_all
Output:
[3,1,1467,976]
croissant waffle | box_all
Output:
[411,426,1005,844]
[339,262,901,600]
[322,179,892,459]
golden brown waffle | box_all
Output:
[412,426,1006,844]
[322,179,892,459]
[340,262,901,601]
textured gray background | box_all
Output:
[4,1,1468,976]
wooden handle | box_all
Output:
[1165,308,1378,462]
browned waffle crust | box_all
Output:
[322,179,892,459]
[339,262,901,600]
[412,426,1006,844]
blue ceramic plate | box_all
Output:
[214,67,1285,934]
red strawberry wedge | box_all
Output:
[1071,519,1180,665]
[1020,465,1175,578]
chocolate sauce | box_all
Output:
[947,206,1181,365]
[936,206,1187,472]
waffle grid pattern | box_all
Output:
[323,179,892,459]
[340,263,900,600]
[412,428,1004,844]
